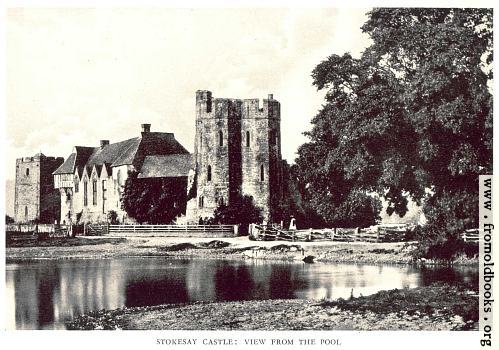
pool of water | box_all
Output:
[5,258,477,330]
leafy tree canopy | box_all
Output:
[296,8,492,231]
[121,171,187,224]
[209,194,262,232]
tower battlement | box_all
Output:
[188,90,283,223]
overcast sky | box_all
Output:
[5,7,371,181]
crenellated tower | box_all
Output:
[188,90,282,222]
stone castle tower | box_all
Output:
[14,153,64,223]
[188,90,283,222]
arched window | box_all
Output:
[246,131,250,147]
[207,165,212,182]
[219,197,225,206]
[219,130,223,147]
[25,168,29,176]
[92,179,97,206]
[260,164,265,181]
[83,180,88,206]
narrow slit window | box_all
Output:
[246,131,250,147]
[25,206,28,218]
[207,165,212,182]
[26,168,29,176]
[260,164,265,181]
[219,131,223,147]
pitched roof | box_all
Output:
[54,132,190,177]
[138,154,193,178]
[53,153,76,175]
[87,137,141,169]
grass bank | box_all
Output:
[6,236,477,266]
[66,283,478,331]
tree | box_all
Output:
[296,9,492,242]
[121,171,187,224]
[209,195,262,234]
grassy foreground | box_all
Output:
[66,283,478,331]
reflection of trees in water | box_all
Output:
[125,277,189,307]
[123,259,191,307]
[214,262,255,301]
[269,265,308,299]
[420,266,479,290]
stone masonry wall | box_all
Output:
[189,91,282,223]
[15,155,63,223]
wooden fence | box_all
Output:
[6,223,73,237]
[250,224,409,243]
[107,224,238,238]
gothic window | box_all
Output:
[219,131,223,147]
[83,180,88,206]
[260,164,265,181]
[92,180,97,206]
[246,131,250,147]
[25,168,29,176]
[207,165,212,182]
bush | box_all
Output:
[208,195,262,235]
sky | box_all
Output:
[5,7,372,182]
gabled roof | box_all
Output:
[138,154,193,179]
[53,153,76,175]
[86,137,140,169]
[54,131,190,177]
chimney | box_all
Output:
[141,123,151,133]
[100,140,109,149]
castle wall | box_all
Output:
[14,155,63,223]
[189,91,282,223]
[40,157,64,223]
[15,157,41,223]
